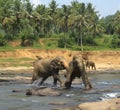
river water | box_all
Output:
[0,73,120,110]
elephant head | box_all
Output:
[50,56,69,71]
[64,55,92,89]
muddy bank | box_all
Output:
[0,49,120,74]
[55,98,120,110]
[80,98,120,110]
[77,98,120,110]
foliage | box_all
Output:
[111,34,120,48]
[0,57,33,67]
[0,0,119,50]
[0,30,7,46]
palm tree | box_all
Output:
[89,15,104,37]
[70,3,89,51]
[48,0,58,34]
[114,11,120,35]
[86,3,103,37]
[35,4,53,36]
[57,5,71,48]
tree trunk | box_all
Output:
[80,32,83,51]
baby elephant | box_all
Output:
[86,60,96,70]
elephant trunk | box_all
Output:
[64,68,73,89]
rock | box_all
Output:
[78,98,120,110]
[0,79,10,82]
[49,101,68,105]
[12,89,25,92]
[26,88,62,96]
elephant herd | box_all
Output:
[31,54,96,90]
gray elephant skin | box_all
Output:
[32,56,69,87]
[86,60,96,70]
[65,55,92,89]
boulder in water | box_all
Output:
[26,88,62,96]
[78,98,120,110]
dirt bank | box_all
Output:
[0,49,120,73]
[77,98,120,110]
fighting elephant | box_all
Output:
[86,60,96,70]
[64,55,92,89]
[32,56,69,87]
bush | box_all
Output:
[58,34,75,48]
[0,30,7,46]
[111,34,120,48]
[83,36,97,46]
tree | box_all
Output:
[114,11,120,35]
[48,0,58,34]
[20,19,34,46]
[35,4,53,36]
[57,5,71,48]
[0,30,7,46]
[70,2,89,51]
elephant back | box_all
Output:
[33,58,53,73]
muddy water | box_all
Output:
[0,73,120,110]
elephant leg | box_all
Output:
[52,74,64,87]
[38,76,48,86]
[92,66,93,70]
[94,65,96,70]
[65,74,75,89]
[31,73,38,83]
[81,71,92,89]
[53,78,57,87]
[89,66,91,70]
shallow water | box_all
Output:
[0,73,120,110]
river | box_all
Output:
[0,73,120,110]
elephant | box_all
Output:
[32,56,69,87]
[36,55,43,60]
[86,60,96,70]
[64,55,92,89]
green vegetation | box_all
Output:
[0,57,33,67]
[0,0,120,51]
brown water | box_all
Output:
[0,73,120,110]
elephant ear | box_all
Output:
[50,59,60,70]
[50,58,65,70]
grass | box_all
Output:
[0,45,15,52]
[0,57,33,67]
[0,35,119,52]
[0,57,33,62]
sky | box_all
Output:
[30,0,120,17]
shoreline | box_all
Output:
[0,66,120,74]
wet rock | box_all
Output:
[51,107,73,110]
[49,101,68,105]
[51,107,79,110]
[97,89,111,93]
[12,89,25,92]
[77,98,120,110]
[0,79,10,82]
[99,93,120,101]
[111,85,120,89]
[26,88,62,96]
[83,89,97,94]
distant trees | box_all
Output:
[0,0,119,49]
